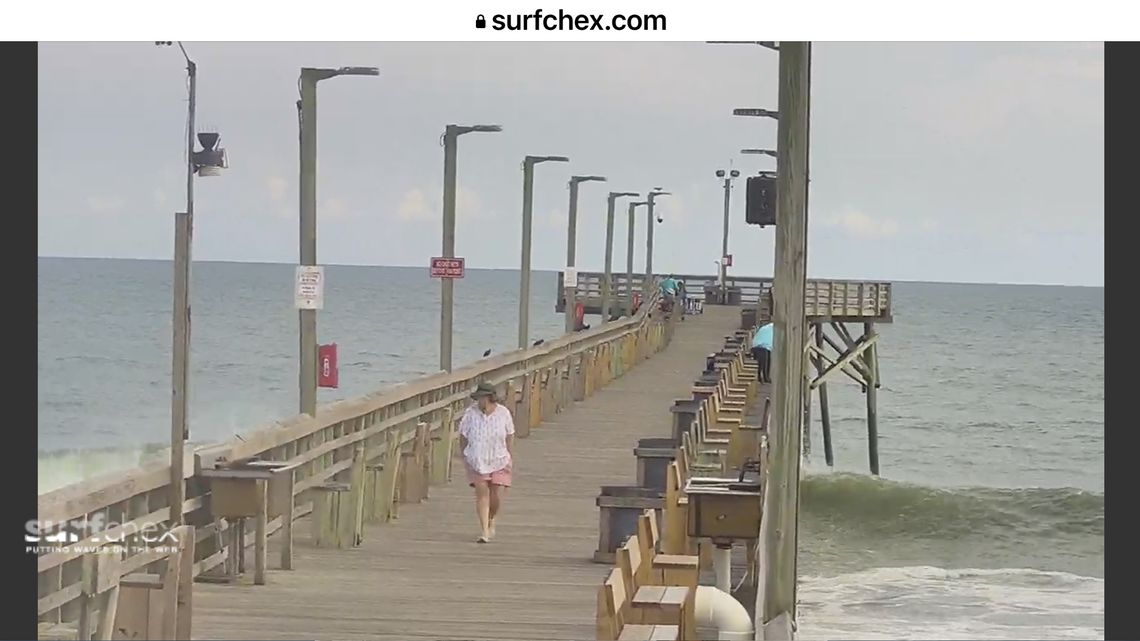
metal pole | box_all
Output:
[169,59,196,526]
[563,179,581,334]
[625,202,636,315]
[440,127,458,371]
[298,73,319,418]
[759,40,810,636]
[601,194,617,323]
[644,203,655,298]
[720,177,731,294]
[518,161,535,348]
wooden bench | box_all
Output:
[598,507,700,641]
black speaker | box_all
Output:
[745,175,777,226]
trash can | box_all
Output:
[740,308,758,330]
[593,486,665,563]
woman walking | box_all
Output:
[458,382,515,543]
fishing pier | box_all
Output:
[37,41,895,641]
[37,276,892,640]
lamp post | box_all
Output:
[714,168,741,300]
[154,41,228,526]
[297,66,378,418]
[564,175,607,334]
[644,189,670,298]
[440,124,501,372]
[625,200,649,315]
[518,154,570,348]
[602,191,639,323]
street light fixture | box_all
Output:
[626,200,650,315]
[564,175,607,334]
[297,65,378,422]
[518,154,570,348]
[602,191,639,322]
[706,40,779,51]
[734,108,779,119]
[644,189,671,297]
[439,123,502,372]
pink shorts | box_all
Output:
[465,463,512,487]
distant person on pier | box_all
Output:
[659,275,679,297]
[750,323,773,384]
[459,382,515,543]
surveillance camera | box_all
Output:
[730,169,740,178]
[657,216,664,223]
[715,169,726,178]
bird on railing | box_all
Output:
[533,339,545,346]
[483,349,492,357]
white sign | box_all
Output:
[294,265,325,310]
[564,267,578,288]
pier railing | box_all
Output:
[557,271,893,322]
[37,292,676,634]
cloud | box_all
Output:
[86,196,125,213]
[818,208,900,239]
[654,194,686,226]
[912,45,1103,140]
[396,188,433,221]
[319,197,350,220]
[395,186,484,222]
[266,175,288,202]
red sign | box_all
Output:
[430,257,465,279]
[724,254,733,267]
[574,301,585,323]
[633,293,642,309]
[318,343,338,388]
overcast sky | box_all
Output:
[37,42,1103,286]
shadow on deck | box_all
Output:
[192,306,745,640]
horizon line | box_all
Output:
[36,255,1104,289]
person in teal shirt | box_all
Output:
[658,275,679,296]
[750,323,773,383]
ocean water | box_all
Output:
[37,257,1104,639]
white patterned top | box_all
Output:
[458,403,515,474]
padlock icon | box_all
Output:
[475,14,486,28]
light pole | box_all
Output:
[602,191,639,323]
[297,66,378,418]
[154,41,227,526]
[518,154,570,348]
[564,175,606,334]
[714,168,741,300]
[644,188,670,298]
[440,124,501,372]
[625,200,649,315]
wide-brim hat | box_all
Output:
[470,382,497,400]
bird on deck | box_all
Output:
[482,349,492,357]
[533,339,544,346]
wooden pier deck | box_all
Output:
[191,306,744,640]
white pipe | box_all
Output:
[713,546,733,593]
[695,585,754,641]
